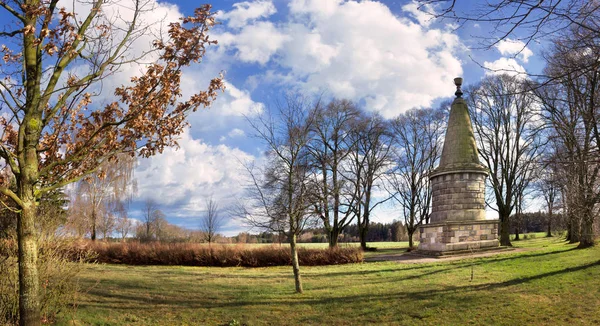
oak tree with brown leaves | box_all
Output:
[0,1,223,324]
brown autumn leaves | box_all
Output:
[0,4,224,197]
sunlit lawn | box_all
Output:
[58,236,600,325]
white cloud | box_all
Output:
[176,76,264,133]
[282,0,464,117]
[218,22,290,64]
[207,0,472,119]
[218,0,277,29]
[495,39,533,63]
[215,81,264,116]
[483,57,527,78]
[228,128,246,138]
[289,0,343,18]
[135,129,254,211]
[217,0,465,117]
[402,0,435,27]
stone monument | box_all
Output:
[417,78,499,254]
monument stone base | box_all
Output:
[417,219,499,254]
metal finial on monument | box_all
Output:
[454,77,463,98]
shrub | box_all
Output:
[0,238,95,325]
[78,242,363,267]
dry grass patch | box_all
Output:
[79,241,363,267]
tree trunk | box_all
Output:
[499,215,512,246]
[407,229,414,250]
[18,200,40,326]
[289,234,303,294]
[359,222,368,251]
[546,212,552,238]
[91,209,97,241]
[514,225,520,241]
[566,217,572,242]
[578,210,595,248]
[18,96,43,325]
[569,215,580,244]
[328,226,339,248]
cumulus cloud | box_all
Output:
[218,0,277,28]
[135,129,254,213]
[495,39,533,63]
[215,81,265,116]
[217,0,465,118]
[483,57,527,77]
[218,22,290,65]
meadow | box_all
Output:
[57,236,600,325]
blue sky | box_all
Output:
[0,0,547,235]
[121,0,548,235]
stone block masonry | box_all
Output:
[416,77,499,254]
[418,220,499,252]
[429,170,487,223]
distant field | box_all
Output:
[298,241,411,249]
[213,241,413,258]
[58,236,600,325]
[214,241,412,249]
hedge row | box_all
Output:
[78,241,364,267]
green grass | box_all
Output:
[510,232,549,241]
[58,237,600,326]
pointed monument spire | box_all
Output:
[437,78,485,171]
[418,77,498,253]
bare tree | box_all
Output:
[64,191,91,239]
[97,210,116,241]
[389,108,445,250]
[466,74,543,246]
[308,99,361,247]
[114,201,133,242]
[75,154,136,240]
[241,95,317,293]
[346,112,394,250]
[535,29,600,247]
[537,151,562,238]
[142,199,160,241]
[152,210,168,242]
[419,1,600,52]
[201,197,223,245]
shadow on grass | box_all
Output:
[78,259,600,314]
[75,241,594,321]
[319,245,577,281]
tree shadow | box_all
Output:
[75,257,600,325]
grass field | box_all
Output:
[57,236,600,325]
